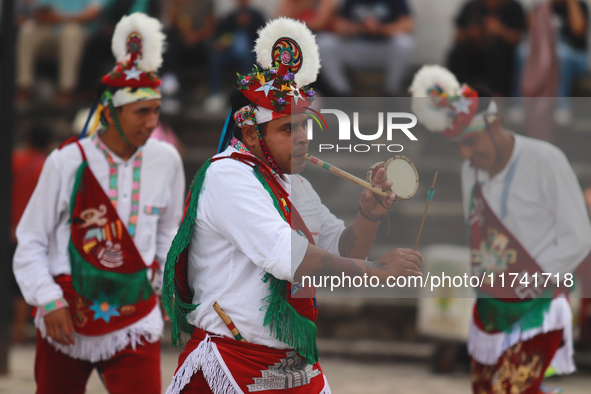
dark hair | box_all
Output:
[97,83,135,126]
[96,83,140,103]
[229,88,267,140]
[27,123,53,150]
[471,84,494,113]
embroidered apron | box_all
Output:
[470,182,557,332]
[63,139,157,336]
[170,327,327,394]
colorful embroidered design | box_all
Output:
[246,351,321,391]
[41,298,68,317]
[67,141,153,307]
[470,330,562,394]
[472,228,518,276]
[89,292,121,323]
[272,37,303,74]
[230,137,283,176]
[92,134,143,238]
[230,138,251,156]
[233,106,258,128]
[144,206,161,215]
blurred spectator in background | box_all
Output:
[276,0,336,32]
[160,0,215,115]
[11,123,53,342]
[515,0,588,123]
[16,0,105,106]
[317,0,415,97]
[150,123,186,159]
[77,1,161,103]
[447,0,526,97]
[15,0,36,25]
[203,0,266,114]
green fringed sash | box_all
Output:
[476,291,554,332]
[162,154,319,364]
[162,159,212,347]
[261,273,319,364]
[68,242,153,304]
[68,148,153,305]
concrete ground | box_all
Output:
[1,345,590,393]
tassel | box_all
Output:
[254,164,318,364]
[261,273,319,365]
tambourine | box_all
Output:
[365,156,419,200]
[304,154,419,199]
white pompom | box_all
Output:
[254,17,320,87]
[409,65,461,132]
[111,13,165,72]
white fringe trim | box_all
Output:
[468,296,575,374]
[320,375,332,394]
[166,335,242,394]
[167,335,332,394]
[35,303,163,362]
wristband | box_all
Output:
[358,205,384,222]
[40,298,69,317]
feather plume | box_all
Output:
[254,17,320,87]
[409,65,461,132]
[111,13,165,72]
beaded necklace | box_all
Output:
[92,133,143,238]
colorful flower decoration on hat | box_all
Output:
[409,65,497,140]
[219,17,323,172]
[235,17,320,120]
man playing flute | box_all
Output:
[163,17,422,394]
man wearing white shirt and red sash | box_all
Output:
[162,18,423,394]
[13,13,185,393]
[411,65,591,394]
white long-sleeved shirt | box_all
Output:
[461,133,591,275]
[187,147,345,349]
[14,135,185,307]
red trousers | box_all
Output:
[179,370,214,394]
[471,329,563,394]
[35,331,161,394]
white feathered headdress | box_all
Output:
[103,13,165,88]
[409,65,484,139]
[254,17,320,87]
[236,17,320,118]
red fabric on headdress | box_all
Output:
[102,63,161,88]
[240,75,310,117]
[440,85,480,139]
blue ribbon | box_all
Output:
[217,109,235,154]
[427,187,435,201]
[79,99,99,140]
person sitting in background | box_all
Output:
[515,0,588,124]
[16,0,105,106]
[160,0,216,115]
[275,0,336,32]
[316,0,415,97]
[447,0,526,97]
[203,0,266,114]
[77,0,161,103]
